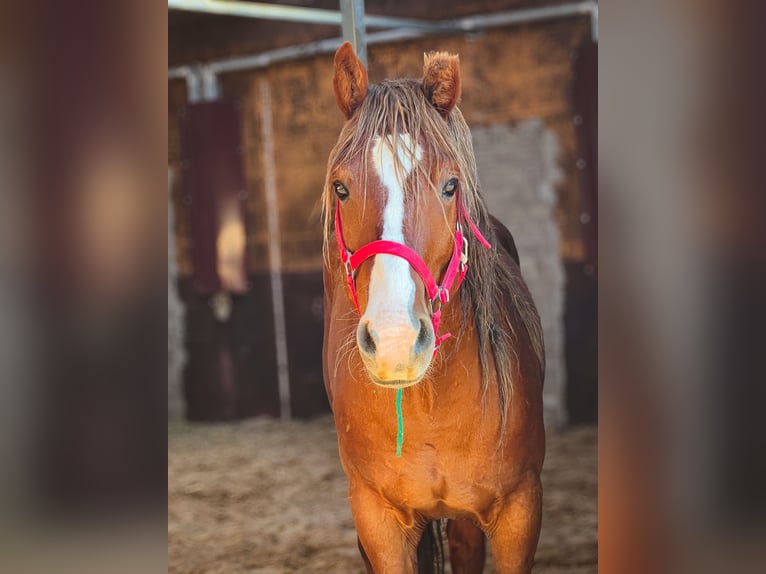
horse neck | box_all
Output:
[419,289,484,397]
[439,287,478,356]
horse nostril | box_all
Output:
[357,321,377,356]
[414,318,433,355]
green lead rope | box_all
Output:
[395,388,404,457]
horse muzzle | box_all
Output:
[356,314,434,387]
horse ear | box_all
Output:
[333,42,368,119]
[422,51,461,118]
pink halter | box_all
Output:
[334,191,492,355]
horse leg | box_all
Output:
[447,519,486,573]
[349,484,420,573]
[485,476,543,574]
[417,521,446,574]
[357,533,431,574]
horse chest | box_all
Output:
[341,428,500,519]
[332,354,510,519]
[384,452,498,519]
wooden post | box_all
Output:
[258,79,292,420]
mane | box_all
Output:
[323,79,544,428]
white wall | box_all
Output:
[473,120,567,428]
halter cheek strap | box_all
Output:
[334,191,491,355]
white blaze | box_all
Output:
[365,134,423,329]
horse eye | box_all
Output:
[333,181,349,200]
[442,178,458,198]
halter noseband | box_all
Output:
[334,191,492,356]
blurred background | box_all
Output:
[167,1,597,572]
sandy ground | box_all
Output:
[168,416,596,573]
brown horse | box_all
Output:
[322,42,546,573]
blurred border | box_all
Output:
[1,1,167,572]
[601,1,766,572]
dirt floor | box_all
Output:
[168,416,597,573]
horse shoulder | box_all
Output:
[322,263,347,410]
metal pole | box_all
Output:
[454,2,595,33]
[340,0,367,67]
[199,66,219,100]
[185,68,202,103]
[180,65,220,102]
[168,0,456,32]
[169,2,598,78]
[590,3,598,42]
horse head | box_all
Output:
[327,42,488,388]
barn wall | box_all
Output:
[170,19,591,272]
[168,17,592,423]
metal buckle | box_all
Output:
[431,292,443,314]
[431,286,449,313]
[343,251,354,277]
[460,235,469,267]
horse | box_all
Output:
[322,42,546,573]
